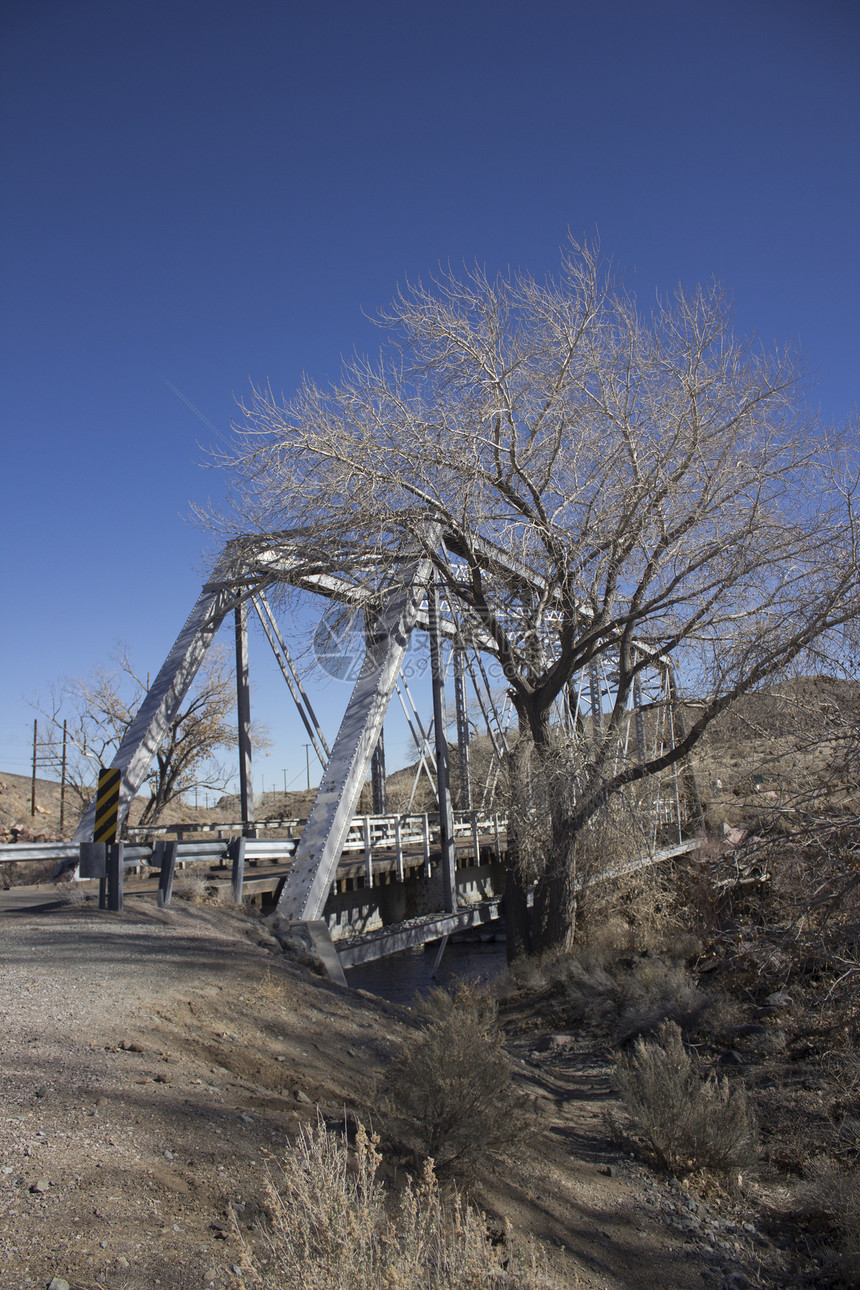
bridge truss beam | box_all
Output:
[72,527,702,943]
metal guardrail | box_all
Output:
[0,825,701,970]
[0,811,506,868]
[0,812,510,911]
[124,819,304,841]
[0,842,81,865]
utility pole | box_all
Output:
[303,743,311,790]
[59,720,67,836]
[31,719,37,817]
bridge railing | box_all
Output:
[0,810,509,889]
[335,810,507,885]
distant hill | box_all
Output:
[4,674,856,843]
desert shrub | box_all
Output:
[248,1115,563,1289]
[613,957,713,1045]
[545,944,716,1043]
[54,879,91,907]
[376,986,529,1179]
[503,950,556,996]
[552,955,626,1027]
[575,914,636,960]
[612,1020,758,1178]
[171,872,212,902]
[797,1160,860,1284]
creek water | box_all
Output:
[344,933,508,1007]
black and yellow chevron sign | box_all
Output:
[93,768,122,843]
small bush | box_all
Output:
[248,1115,563,1289]
[797,1160,860,1284]
[612,1020,758,1178]
[614,958,713,1045]
[54,880,90,907]
[547,944,716,1044]
[171,873,211,903]
[376,986,529,1179]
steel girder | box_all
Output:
[72,525,691,914]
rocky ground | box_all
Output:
[0,886,808,1290]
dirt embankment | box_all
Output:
[1,892,800,1290]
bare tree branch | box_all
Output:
[204,237,859,952]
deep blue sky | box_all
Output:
[1,0,858,798]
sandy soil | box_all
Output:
[0,890,792,1290]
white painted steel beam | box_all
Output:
[73,553,236,842]
[274,542,438,923]
[234,599,255,835]
[428,580,457,913]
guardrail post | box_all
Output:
[79,842,107,878]
[230,835,246,904]
[78,841,108,908]
[107,843,124,912]
[363,816,373,888]
[395,816,403,881]
[422,813,431,875]
[157,841,177,908]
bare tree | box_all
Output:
[38,647,239,830]
[211,239,859,953]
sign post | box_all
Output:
[93,769,122,909]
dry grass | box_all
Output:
[613,957,714,1045]
[257,965,289,1005]
[611,1020,758,1180]
[53,879,92,907]
[506,933,721,1047]
[171,873,210,902]
[375,986,530,1181]
[243,1115,565,1289]
[796,1159,860,1283]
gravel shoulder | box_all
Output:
[1,893,784,1290]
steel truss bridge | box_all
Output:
[65,527,702,972]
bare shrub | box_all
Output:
[576,913,637,961]
[503,951,555,996]
[376,986,530,1180]
[612,1020,758,1178]
[613,958,713,1045]
[797,1159,860,1283]
[541,939,717,1044]
[53,879,91,908]
[171,873,210,902]
[248,1115,564,1289]
[552,955,627,1029]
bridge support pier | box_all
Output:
[271,919,348,987]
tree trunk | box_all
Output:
[531,848,577,954]
[503,847,532,961]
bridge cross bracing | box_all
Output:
[71,527,701,949]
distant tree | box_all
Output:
[38,647,238,830]
[213,238,859,954]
